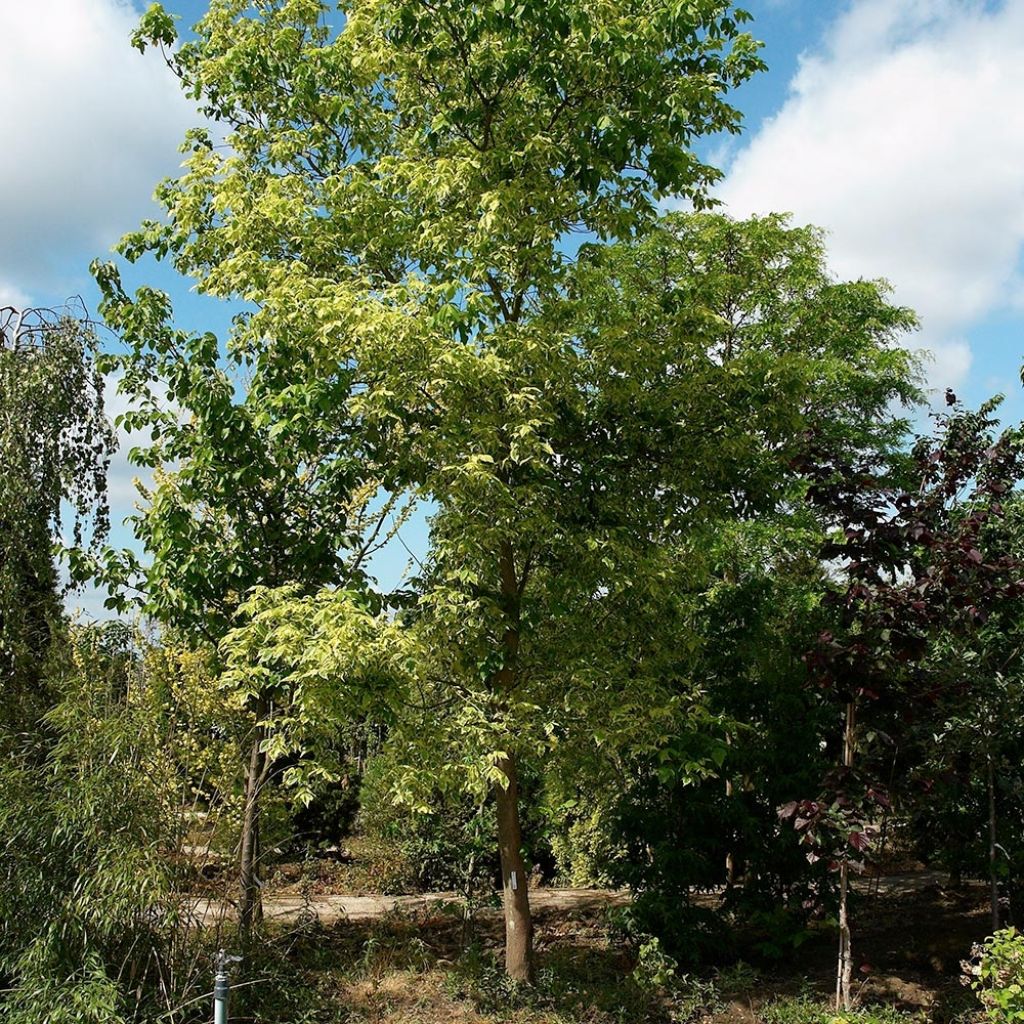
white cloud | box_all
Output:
[924,337,973,389]
[717,0,1024,391]
[0,0,195,294]
[0,280,32,310]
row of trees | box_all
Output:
[3,1,1024,1018]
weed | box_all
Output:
[760,994,927,1024]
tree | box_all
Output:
[792,394,1024,1010]
[599,515,837,965]
[215,210,922,984]
[86,262,408,936]
[484,212,921,966]
[119,0,767,980]
[912,657,1024,927]
[0,304,113,736]
[907,490,1024,928]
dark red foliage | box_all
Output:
[783,398,1024,866]
[798,399,1024,706]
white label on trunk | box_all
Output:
[510,870,518,891]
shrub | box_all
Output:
[0,626,197,1022]
[761,995,925,1024]
[963,928,1024,1023]
[358,749,498,895]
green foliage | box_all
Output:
[964,928,1024,1023]
[546,797,620,886]
[359,750,498,895]
[444,942,526,1012]
[355,209,921,858]
[101,0,767,644]
[183,206,923,982]
[904,490,1024,910]
[4,0,1024,1013]
[103,0,769,874]
[0,308,113,725]
[611,895,733,970]
[590,520,841,961]
[220,585,406,805]
[142,636,245,815]
[128,0,763,298]
[210,932,343,1024]
[89,262,391,637]
[632,939,723,1021]
[443,937,717,1021]
[632,935,683,990]
[289,771,362,848]
[0,626,183,1023]
[101,0,929,984]
[132,2,177,51]
[908,660,1024,901]
[760,996,926,1024]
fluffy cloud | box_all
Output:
[718,0,1024,388]
[0,281,32,311]
[0,0,195,299]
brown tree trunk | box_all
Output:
[239,715,267,942]
[988,753,1000,930]
[490,539,534,982]
[836,701,856,1012]
[495,753,534,983]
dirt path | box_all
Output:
[187,886,632,927]
[185,871,959,929]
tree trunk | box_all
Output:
[836,701,856,1012]
[725,774,736,888]
[239,717,267,942]
[988,753,1000,931]
[836,860,852,1011]
[724,733,737,887]
[948,749,971,888]
[490,539,534,982]
[495,753,534,983]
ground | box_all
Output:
[189,863,993,1024]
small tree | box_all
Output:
[88,265,406,936]
[0,304,113,737]
[793,393,1024,1010]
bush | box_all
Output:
[358,749,498,895]
[443,942,523,1012]
[963,928,1024,1023]
[609,891,733,969]
[0,626,197,1022]
[289,773,361,849]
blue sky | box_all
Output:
[2,0,1022,615]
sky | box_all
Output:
[2,0,1022,616]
